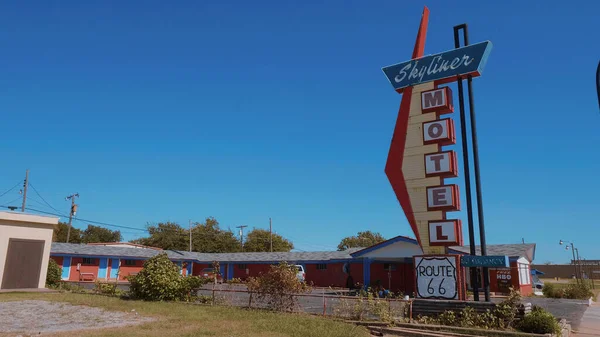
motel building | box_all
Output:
[49,236,536,297]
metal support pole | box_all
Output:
[453,23,479,301]
[571,243,579,284]
[596,60,600,111]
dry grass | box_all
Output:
[0,292,368,337]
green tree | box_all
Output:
[133,222,188,250]
[337,231,385,251]
[244,228,294,252]
[133,218,241,252]
[46,258,62,287]
[81,224,122,243]
[52,222,83,243]
[191,217,241,253]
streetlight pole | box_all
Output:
[560,240,579,284]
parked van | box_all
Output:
[295,265,306,282]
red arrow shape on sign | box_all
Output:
[384,7,429,247]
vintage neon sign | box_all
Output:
[383,41,492,91]
[383,7,491,260]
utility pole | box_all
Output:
[21,169,29,212]
[269,218,273,252]
[236,225,248,252]
[189,219,193,252]
[65,193,79,243]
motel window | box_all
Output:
[383,263,397,271]
[238,264,247,270]
[123,260,136,266]
[316,264,327,270]
[82,258,95,265]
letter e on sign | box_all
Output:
[427,185,460,211]
[421,87,453,114]
[428,220,460,246]
[424,151,457,178]
[423,119,455,146]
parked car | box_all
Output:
[201,268,223,283]
[295,265,306,283]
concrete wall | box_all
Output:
[0,212,58,289]
[532,264,600,279]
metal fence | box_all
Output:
[197,283,412,321]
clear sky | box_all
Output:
[1,1,598,263]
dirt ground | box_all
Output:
[0,300,153,336]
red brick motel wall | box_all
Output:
[304,263,348,288]
[370,262,415,295]
[192,263,211,276]
[118,259,145,281]
[232,264,271,279]
[68,257,100,281]
[51,256,63,267]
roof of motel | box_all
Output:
[51,242,363,263]
[51,240,537,263]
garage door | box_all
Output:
[1,239,45,289]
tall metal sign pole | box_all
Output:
[596,61,600,111]
[381,7,493,301]
[454,24,491,302]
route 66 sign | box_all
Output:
[414,255,458,299]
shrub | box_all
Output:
[246,262,311,312]
[227,277,244,284]
[58,282,86,293]
[493,288,521,329]
[129,253,208,301]
[46,259,62,288]
[93,281,124,297]
[564,282,594,300]
[517,307,561,335]
[542,283,563,298]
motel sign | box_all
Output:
[382,7,492,300]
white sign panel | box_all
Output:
[414,256,458,299]
[423,120,449,142]
[428,221,458,244]
[425,152,451,175]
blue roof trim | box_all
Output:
[350,236,418,258]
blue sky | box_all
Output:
[1,1,598,263]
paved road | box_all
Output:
[575,303,600,336]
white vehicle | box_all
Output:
[295,265,306,282]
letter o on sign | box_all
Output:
[423,120,450,143]
[428,123,443,138]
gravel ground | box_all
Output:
[0,300,154,335]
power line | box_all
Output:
[28,182,68,217]
[0,181,21,199]
[19,207,147,232]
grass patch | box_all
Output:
[0,292,368,337]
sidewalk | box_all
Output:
[574,302,600,336]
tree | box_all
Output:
[133,218,241,252]
[52,222,83,243]
[244,228,293,252]
[191,217,241,253]
[133,222,188,250]
[81,224,122,243]
[337,231,385,251]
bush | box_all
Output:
[564,282,594,300]
[57,282,86,293]
[227,277,244,284]
[246,262,311,312]
[517,307,561,335]
[542,283,563,298]
[93,281,124,297]
[493,288,522,329]
[129,253,208,301]
[46,259,62,288]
